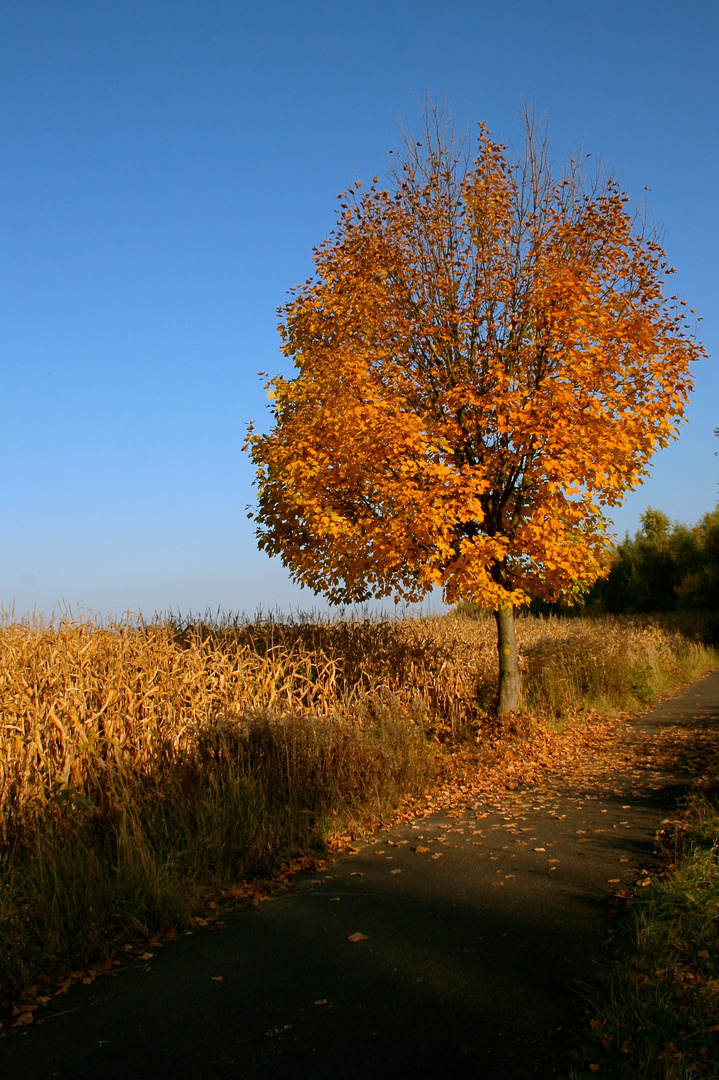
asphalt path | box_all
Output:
[2,672,719,1079]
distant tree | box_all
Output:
[245,101,703,713]
[593,508,681,612]
[590,506,719,613]
[676,506,719,611]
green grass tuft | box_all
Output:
[570,746,719,1078]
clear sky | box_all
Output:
[1,0,717,620]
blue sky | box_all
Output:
[1,0,717,620]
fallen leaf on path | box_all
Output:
[210,976,223,982]
[314,999,327,1005]
[415,846,430,854]
[347,932,368,943]
[389,869,401,874]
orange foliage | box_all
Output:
[245,106,703,610]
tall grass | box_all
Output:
[520,617,715,720]
[0,609,716,1006]
[0,703,432,998]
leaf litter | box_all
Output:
[4,688,715,1037]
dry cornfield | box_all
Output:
[0,608,714,847]
[0,608,716,1003]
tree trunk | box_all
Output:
[495,605,521,715]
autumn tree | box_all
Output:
[245,102,703,713]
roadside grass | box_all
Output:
[0,609,716,1013]
[570,740,719,1079]
[521,618,716,725]
[0,700,436,1004]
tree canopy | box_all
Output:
[245,103,703,710]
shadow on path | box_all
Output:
[2,672,718,1079]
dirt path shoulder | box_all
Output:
[2,673,718,1080]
